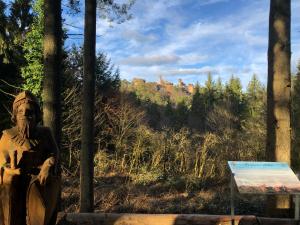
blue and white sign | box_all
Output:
[228,161,300,194]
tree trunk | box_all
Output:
[267,0,291,217]
[43,0,62,145]
[80,0,96,213]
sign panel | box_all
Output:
[228,161,300,194]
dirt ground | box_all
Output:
[61,172,266,216]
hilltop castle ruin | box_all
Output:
[132,76,195,95]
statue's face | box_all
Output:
[16,102,37,138]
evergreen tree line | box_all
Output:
[123,74,265,134]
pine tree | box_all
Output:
[189,83,205,131]
[8,0,33,47]
[173,101,188,130]
[203,72,216,112]
[1,0,33,64]
[0,0,33,130]
[215,77,224,101]
[64,46,120,94]
[225,75,245,122]
[246,74,265,119]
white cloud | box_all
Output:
[119,53,208,67]
[122,30,157,43]
[165,67,218,76]
[198,0,229,6]
[64,0,300,88]
[178,53,209,65]
[244,31,267,46]
[115,1,270,86]
[120,54,180,66]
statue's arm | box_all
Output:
[38,127,60,185]
[0,133,20,184]
[0,133,9,167]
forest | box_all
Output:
[0,0,299,221]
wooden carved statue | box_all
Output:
[0,91,60,225]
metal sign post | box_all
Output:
[230,173,235,225]
[295,195,300,220]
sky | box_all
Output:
[63,0,300,88]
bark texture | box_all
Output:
[43,0,62,146]
[267,0,291,216]
[80,0,96,213]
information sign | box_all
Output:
[228,161,300,220]
[228,161,300,194]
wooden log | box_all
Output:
[57,213,257,225]
[257,217,299,225]
[56,213,300,225]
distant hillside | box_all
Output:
[121,77,194,106]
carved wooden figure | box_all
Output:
[0,91,60,225]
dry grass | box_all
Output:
[61,172,266,216]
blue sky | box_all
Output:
[55,1,300,87]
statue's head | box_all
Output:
[11,91,42,138]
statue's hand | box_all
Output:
[38,167,50,185]
[4,167,21,175]
[1,167,21,184]
[38,157,55,185]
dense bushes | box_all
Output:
[61,73,267,188]
[60,80,268,213]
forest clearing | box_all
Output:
[1,0,300,225]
